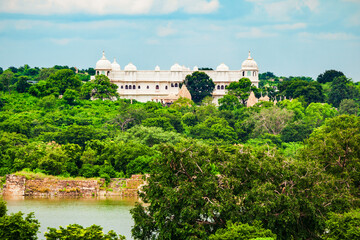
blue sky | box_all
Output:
[0,0,359,80]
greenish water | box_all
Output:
[4,196,137,240]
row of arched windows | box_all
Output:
[217,85,228,90]
[120,85,173,90]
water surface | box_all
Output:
[4,196,137,240]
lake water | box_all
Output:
[4,196,137,240]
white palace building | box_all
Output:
[93,51,259,105]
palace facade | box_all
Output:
[93,52,259,104]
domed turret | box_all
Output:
[111,58,121,71]
[124,62,137,71]
[170,63,182,71]
[155,65,160,71]
[193,66,198,71]
[216,63,229,71]
[96,51,112,70]
[241,51,258,70]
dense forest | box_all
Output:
[0,65,359,239]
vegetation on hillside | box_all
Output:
[0,65,359,239]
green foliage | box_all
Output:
[249,106,294,136]
[339,99,359,115]
[0,201,40,240]
[218,94,242,111]
[44,224,125,240]
[142,117,175,132]
[278,79,324,104]
[227,78,257,106]
[317,70,344,84]
[328,76,359,108]
[184,71,215,103]
[209,221,276,240]
[46,69,82,95]
[323,209,360,240]
[302,115,360,189]
[81,75,118,100]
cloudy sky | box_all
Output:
[0,0,359,80]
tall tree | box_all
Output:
[80,75,118,100]
[226,78,257,106]
[184,71,215,104]
[46,69,82,95]
[328,76,359,108]
[317,69,344,84]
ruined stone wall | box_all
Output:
[2,174,145,198]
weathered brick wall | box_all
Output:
[25,178,101,197]
[2,175,101,197]
[2,174,145,197]
[2,175,26,196]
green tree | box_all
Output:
[250,106,294,136]
[15,76,31,93]
[63,89,79,105]
[218,94,241,111]
[131,142,239,239]
[304,102,337,128]
[302,115,360,188]
[226,78,257,106]
[339,99,359,115]
[0,70,16,93]
[47,69,82,95]
[37,68,57,81]
[328,76,359,108]
[81,75,118,100]
[323,209,360,240]
[0,200,40,240]
[184,71,215,103]
[317,69,344,84]
[45,224,125,240]
[142,117,175,132]
[209,221,276,240]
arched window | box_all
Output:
[138,86,141,89]
[96,71,99,75]
[217,85,220,90]
[156,85,159,90]
[175,83,178,87]
[129,85,132,89]
[242,71,245,76]
[171,83,174,87]
[107,71,110,76]
[221,85,224,90]
[121,86,123,89]
[165,86,168,90]
[147,86,149,89]
[125,85,128,89]
[133,85,136,89]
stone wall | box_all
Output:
[2,174,145,198]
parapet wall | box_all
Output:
[2,174,145,197]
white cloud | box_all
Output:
[246,0,319,21]
[50,38,78,45]
[273,22,306,30]
[0,0,219,15]
[157,22,176,37]
[237,27,277,38]
[299,32,359,40]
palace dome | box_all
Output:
[170,63,182,71]
[193,66,198,71]
[96,51,112,70]
[124,62,137,71]
[111,58,121,71]
[241,51,258,70]
[216,63,229,71]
